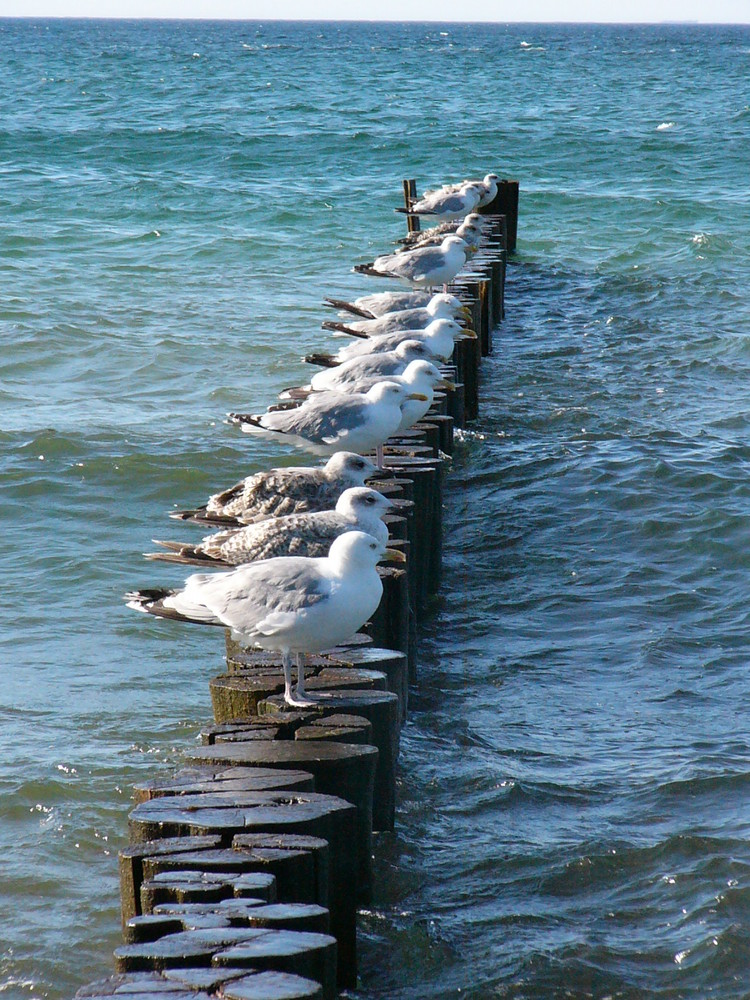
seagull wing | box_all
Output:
[167,558,332,637]
[260,393,368,444]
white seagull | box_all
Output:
[321,292,470,338]
[439,173,499,208]
[323,289,434,319]
[282,340,436,399]
[281,360,452,427]
[354,235,469,291]
[305,318,472,366]
[228,381,428,467]
[405,181,483,221]
[127,530,405,706]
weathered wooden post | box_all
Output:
[482,179,519,252]
[402,178,420,234]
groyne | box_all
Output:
[74,175,519,999]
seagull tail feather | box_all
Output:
[279,386,313,400]
[322,298,375,319]
[353,263,389,277]
[303,353,339,368]
[321,320,368,339]
[143,548,225,567]
[227,412,263,427]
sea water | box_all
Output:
[2,18,750,999]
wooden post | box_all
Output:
[178,746,378,903]
[428,414,454,455]
[114,926,338,1000]
[119,835,221,923]
[75,970,325,1000]
[402,178,420,234]
[364,565,410,663]
[134,766,314,800]
[127,790,359,986]
[210,664,387,720]
[482,179,519,252]
[261,689,401,832]
[478,279,491,356]
[136,836,331,908]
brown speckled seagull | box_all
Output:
[170,451,379,527]
[147,487,393,567]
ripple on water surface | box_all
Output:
[3,17,750,1000]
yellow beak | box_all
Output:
[462,329,478,340]
[459,305,473,321]
[383,548,407,563]
[407,392,429,401]
[438,378,456,391]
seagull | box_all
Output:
[438,173,499,208]
[281,340,437,398]
[321,292,470,338]
[475,172,500,207]
[354,235,469,291]
[305,318,473,366]
[146,487,394,567]
[399,181,483,221]
[170,452,380,527]
[323,289,434,319]
[398,214,487,252]
[279,361,453,428]
[127,530,406,706]
[228,381,428,467]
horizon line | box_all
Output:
[2,14,749,23]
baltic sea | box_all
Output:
[2,18,750,999]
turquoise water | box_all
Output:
[2,17,750,999]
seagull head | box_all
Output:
[425,317,466,340]
[394,339,433,361]
[336,486,394,522]
[401,359,455,391]
[440,235,470,257]
[365,381,412,405]
[324,451,379,485]
[427,292,464,315]
[327,530,405,572]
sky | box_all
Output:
[4,0,750,20]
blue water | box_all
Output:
[2,17,750,1000]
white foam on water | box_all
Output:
[656,121,676,130]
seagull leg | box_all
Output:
[282,652,315,707]
[282,650,295,705]
[296,653,307,698]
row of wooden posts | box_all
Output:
[74,177,520,1000]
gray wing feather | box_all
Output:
[175,559,331,634]
[260,393,367,441]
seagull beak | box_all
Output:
[383,548,407,563]
[462,329,478,339]
[407,392,429,401]
[460,305,473,321]
[438,378,456,391]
